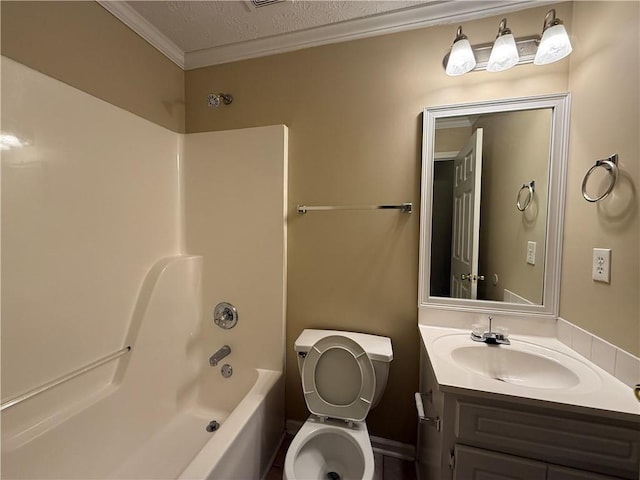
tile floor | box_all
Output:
[266,435,417,480]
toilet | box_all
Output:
[284,329,393,480]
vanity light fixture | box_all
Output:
[445,26,476,76]
[443,9,572,76]
[486,19,519,72]
[534,9,573,65]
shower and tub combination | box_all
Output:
[2,57,288,479]
[1,256,285,479]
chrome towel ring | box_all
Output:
[582,154,618,203]
[516,180,535,211]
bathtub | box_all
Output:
[1,256,285,479]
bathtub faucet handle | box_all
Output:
[209,345,231,366]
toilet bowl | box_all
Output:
[283,330,393,480]
[283,417,374,480]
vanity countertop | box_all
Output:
[419,324,640,420]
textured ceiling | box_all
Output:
[125,1,430,53]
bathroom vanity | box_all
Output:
[416,325,640,480]
[416,93,639,479]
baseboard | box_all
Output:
[262,431,286,480]
[285,419,415,462]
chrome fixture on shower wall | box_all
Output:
[207,93,233,108]
[443,9,572,76]
[213,302,238,329]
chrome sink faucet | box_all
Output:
[209,345,231,366]
[471,317,510,345]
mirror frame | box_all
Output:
[419,93,570,317]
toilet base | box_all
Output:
[283,416,375,480]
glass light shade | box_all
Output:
[534,24,572,65]
[486,34,519,72]
[445,39,476,76]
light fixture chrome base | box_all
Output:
[443,36,540,73]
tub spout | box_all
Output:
[209,345,231,366]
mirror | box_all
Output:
[419,94,570,316]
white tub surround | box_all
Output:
[1,56,181,429]
[2,56,288,480]
[183,125,289,376]
[1,256,284,479]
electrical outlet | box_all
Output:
[526,241,536,265]
[592,248,611,283]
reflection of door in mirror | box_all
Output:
[451,129,483,299]
[430,109,551,304]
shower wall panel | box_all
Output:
[182,126,288,374]
[1,56,181,423]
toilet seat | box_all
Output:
[301,335,375,422]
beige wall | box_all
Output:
[185,4,572,443]
[562,1,640,355]
[476,110,551,304]
[434,127,473,153]
[0,1,185,133]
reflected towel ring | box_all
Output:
[582,154,618,203]
[516,180,535,211]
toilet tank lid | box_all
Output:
[295,329,393,362]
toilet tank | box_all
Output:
[294,329,393,409]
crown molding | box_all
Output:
[98,1,185,69]
[100,0,550,71]
[186,1,547,69]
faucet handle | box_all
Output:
[495,326,510,339]
[472,323,484,337]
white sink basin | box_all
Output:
[432,334,601,391]
[419,325,640,416]
[450,345,579,389]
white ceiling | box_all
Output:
[98,0,543,70]
[126,1,428,53]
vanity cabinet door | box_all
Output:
[547,465,625,480]
[453,445,547,480]
[454,400,639,478]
